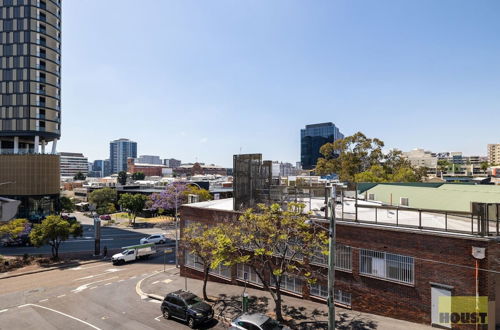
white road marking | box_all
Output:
[71,277,118,293]
[0,309,8,313]
[89,287,97,290]
[149,300,161,304]
[154,315,163,321]
[118,279,125,282]
[142,273,148,276]
[130,276,137,279]
[163,279,172,284]
[70,264,108,271]
[152,280,160,284]
[57,294,66,298]
[17,304,103,330]
[39,299,48,303]
[74,268,122,281]
[104,283,112,286]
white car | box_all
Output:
[230,313,291,330]
[140,234,167,245]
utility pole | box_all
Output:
[327,184,336,330]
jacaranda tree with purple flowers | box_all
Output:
[149,182,188,216]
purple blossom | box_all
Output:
[149,182,188,212]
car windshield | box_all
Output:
[184,295,202,306]
[122,249,130,254]
[260,318,282,330]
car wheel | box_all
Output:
[159,240,164,244]
[187,317,195,329]
[163,309,170,319]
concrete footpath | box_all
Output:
[140,269,432,330]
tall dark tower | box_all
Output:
[0,0,62,218]
[300,122,344,170]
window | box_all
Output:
[280,274,303,294]
[360,249,414,284]
[368,193,375,201]
[311,244,352,271]
[209,263,231,279]
[400,197,409,207]
[237,264,262,285]
[310,283,352,307]
[185,251,203,271]
[38,12,46,21]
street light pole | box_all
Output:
[327,184,336,330]
[174,185,179,268]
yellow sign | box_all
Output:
[438,296,488,325]
[164,249,173,254]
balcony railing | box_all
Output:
[36,89,46,95]
[36,52,47,59]
[36,101,46,107]
[38,15,47,22]
[36,77,46,83]
[36,39,47,46]
[36,64,46,70]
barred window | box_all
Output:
[360,249,414,284]
[271,274,303,294]
[311,244,352,271]
[184,251,203,271]
[209,263,231,279]
[310,283,352,307]
[237,264,262,285]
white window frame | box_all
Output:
[209,263,231,279]
[184,251,203,271]
[237,264,262,285]
[310,283,352,307]
[271,274,303,294]
[360,249,414,285]
[368,193,375,201]
[311,244,352,272]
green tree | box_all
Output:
[183,185,212,202]
[29,215,83,259]
[218,203,328,322]
[354,164,389,182]
[59,196,75,213]
[437,159,451,179]
[182,224,229,301]
[88,187,117,215]
[117,171,128,185]
[0,218,30,240]
[73,172,86,180]
[118,193,148,225]
[132,172,145,180]
[480,162,490,172]
[315,132,385,181]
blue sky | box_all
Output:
[59,0,500,167]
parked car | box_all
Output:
[61,214,77,221]
[1,235,31,247]
[230,313,291,330]
[99,215,111,220]
[139,234,167,245]
[161,290,214,328]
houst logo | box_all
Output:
[438,296,488,325]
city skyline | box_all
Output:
[57,0,500,167]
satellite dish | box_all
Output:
[472,247,485,260]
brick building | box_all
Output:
[180,198,500,329]
[127,158,167,177]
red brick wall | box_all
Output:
[179,205,500,327]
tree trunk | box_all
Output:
[274,286,284,322]
[202,265,210,301]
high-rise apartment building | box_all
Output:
[59,152,87,178]
[300,122,344,170]
[109,138,137,174]
[90,159,111,178]
[488,144,500,165]
[0,0,62,217]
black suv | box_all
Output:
[161,290,214,328]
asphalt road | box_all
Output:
[0,212,177,256]
[0,255,225,329]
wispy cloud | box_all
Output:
[200,137,208,143]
